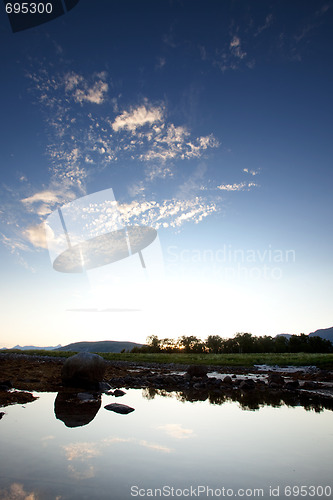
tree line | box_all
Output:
[131,332,333,354]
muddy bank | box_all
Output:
[1,352,332,409]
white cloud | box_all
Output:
[230,36,247,60]
[156,57,166,69]
[74,80,109,105]
[243,168,260,176]
[139,440,172,453]
[217,182,258,191]
[62,71,109,105]
[22,193,218,252]
[214,35,250,72]
[0,233,35,271]
[118,197,217,229]
[22,190,64,205]
[63,442,101,461]
[254,14,273,36]
[111,104,164,132]
[140,125,219,179]
[23,223,48,249]
[158,423,194,439]
[1,233,30,253]
[0,483,38,500]
[27,65,220,190]
[21,189,77,217]
[109,103,219,181]
[64,72,83,91]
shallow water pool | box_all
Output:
[0,388,332,499]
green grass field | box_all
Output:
[3,349,333,368]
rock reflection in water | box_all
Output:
[142,386,333,413]
[54,390,101,427]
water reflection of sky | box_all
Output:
[1,390,332,499]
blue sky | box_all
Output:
[0,0,332,348]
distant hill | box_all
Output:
[309,327,333,343]
[275,334,292,339]
[56,340,144,353]
[275,327,333,345]
[0,344,62,351]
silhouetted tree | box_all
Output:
[146,335,161,352]
[206,335,224,354]
[160,337,177,352]
[234,332,255,353]
[273,335,289,353]
[178,335,205,353]
[254,335,274,353]
[307,335,332,353]
[222,337,238,353]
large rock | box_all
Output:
[61,352,106,389]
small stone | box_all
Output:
[104,403,135,414]
[99,381,111,392]
[285,380,300,390]
[302,381,317,389]
[114,389,126,397]
[240,379,256,390]
[268,373,285,386]
[186,365,208,378]
[0,380,12,391]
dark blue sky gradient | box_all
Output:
[0,0,332,346]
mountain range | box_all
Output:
[0,344,62,351]
[276,327,333,344]
[309,327,333,343]
[0,340,143,353]
[1,327,332,351]
[56,340,143,353]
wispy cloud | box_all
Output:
[213,34,252,72]
[217,182,258,191]
[254,14,273,37]
[111,104,164,132]
[139,440,173,453]
[63,442,101,461]
[23,223,48,249]
[27,65,219,189]
[21,189,77,217]
[229,36,247,59]
[26,68,112,194]
[243,168,260,176]
[73,80,108,105]
[158,423,194,439]
[118,197,217,229]
[140,126,219,167]
[1,62,257,262]
[110,103,219,181]
[0,483,38,500]
[155,57,166,69]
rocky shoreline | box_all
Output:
[1,352,333,412]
